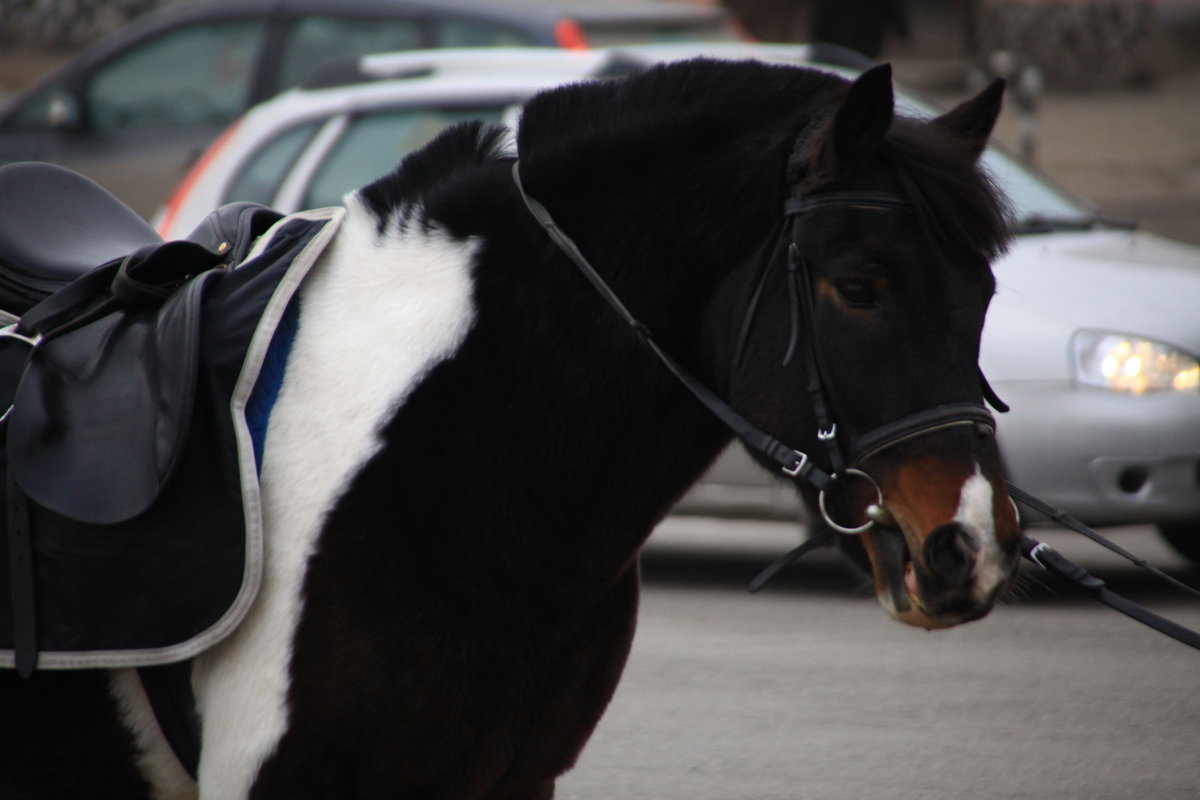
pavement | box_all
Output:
[559,519,1200,800]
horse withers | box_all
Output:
[2,58,1019,798]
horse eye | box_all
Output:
[835,279,879,308]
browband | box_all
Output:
[786,192,912,215]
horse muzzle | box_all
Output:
[875,524,1009,629]
[837,469,1021,630]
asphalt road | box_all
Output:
[557,518,1200,800]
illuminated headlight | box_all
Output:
[1072,331,1200,393]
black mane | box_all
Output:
[515,59,841,192]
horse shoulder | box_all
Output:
[190,198,480,798]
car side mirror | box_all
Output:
[46,92,81,131]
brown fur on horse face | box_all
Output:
[857,451,1020,630]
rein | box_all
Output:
[511,160,1200,652]
[512,162,836,497]
[1010,487,1200,651]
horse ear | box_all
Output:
[813,63,895,175]
[931,79,1005,160]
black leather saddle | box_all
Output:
[0,162,343,682]
[0,161,280,314]
[0,162,161,313]
[0,162,282,525]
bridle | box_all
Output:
[512,160,1200,652]
[511,161,1000,535]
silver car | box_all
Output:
[153,44,1200,564]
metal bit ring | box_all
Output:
[818,468,886,535]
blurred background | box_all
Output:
[2,0,1198,245]
[3,5,1199,797]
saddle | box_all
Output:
[0,162,344,675]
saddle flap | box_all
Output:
[7,272,211,525]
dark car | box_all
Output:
[0,0,741,216]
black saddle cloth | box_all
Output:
[0,164,341,669]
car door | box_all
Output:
[267,13,427,92]
[263,11,539,94]
[0,18,267,218]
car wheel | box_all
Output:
[1157,523,1200,565]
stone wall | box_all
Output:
[969,0,1157,89]
[0,0,179,48]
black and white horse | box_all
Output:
[3,59,1018,799]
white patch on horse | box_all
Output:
[954,466,1002,594]
[190,196,478,799]
[109,669,197,800]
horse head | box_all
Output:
[728,64,1019,629]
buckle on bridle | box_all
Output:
[1026,540,1052,569]
[781,450,809,478]
[817,423,837,441]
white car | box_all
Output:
[154,44,1200,564]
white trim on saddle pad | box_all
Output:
[0,206,346,670]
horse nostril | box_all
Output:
[923,523,977,588]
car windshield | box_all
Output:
[896,92,1109,234]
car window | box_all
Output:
[895,92,1090,223]
[981,148,1091,220]
[434,19,534,47]
[89,20,264,133]
[224,119,322,205]
[579,20,740,47]
[278,16,424,89]
[302,107,503,209]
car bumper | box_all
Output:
[997,381,1200,527]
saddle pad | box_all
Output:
[0,207,344,669]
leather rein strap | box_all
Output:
[1010,485,1200,651]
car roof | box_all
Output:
[192,0,732,23]
[193,44,849,152]
[101,0,732,40]
[156,44,835,235]
[222,49,644,142]
[304,42,847,90]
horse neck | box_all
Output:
[328,175,743,585]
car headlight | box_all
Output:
[1072,331,1200,393]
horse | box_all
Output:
[1,58,1019,799]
